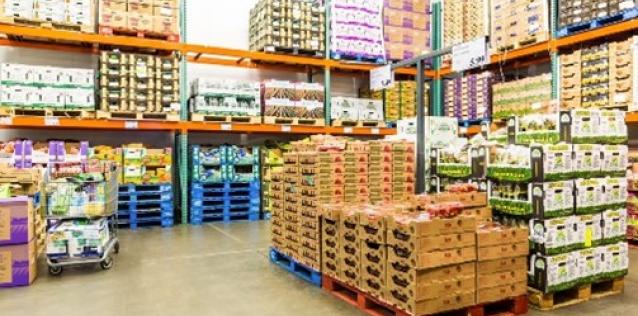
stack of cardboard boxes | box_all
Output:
[559,0,636,31]
[442,0,487,48]
[269,170,285,251]
[121,145,171,185]
[383,0,431,61]
[476,225,529,304]
[1,0,94,31]
[444,71,493,122]
[298,151,325,270]
[392,142,415,202]
[99,0,180,36]
[368,141,393,204]
[282,152,300,260]
[99,51,180,117]
[344,143,369,203]
[338,207,362,287]
[560,36,635,110]
[359,207,388,299]
[0,196,38,287]
[321,204,340,279]
[492,74,554,120]
[490,0,549,51]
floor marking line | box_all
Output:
[139,247,266,264]
[208,224,245,244]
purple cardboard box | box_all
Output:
[0,240,37,287]
[0,197,34,246]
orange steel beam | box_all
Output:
[0,117,180,131]
[0,38,98,55]
[556,18,638,49]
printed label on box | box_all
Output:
[0,250,11,284]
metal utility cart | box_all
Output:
[44,161,120,275]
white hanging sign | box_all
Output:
[452,37,488,72]
[370,64,394,91]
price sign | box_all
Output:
[371,128,380,135]
[370,64,394,91]
[125,121,138,129]
[0,117,12,125]
[221,123,232,131]
[44,117,60,126]
[281,125,291,133]
[452,37,488,72]
[343,127,353,134]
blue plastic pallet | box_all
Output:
[190,210,259,224]
[557,7,638,37]
[330,52,385,65]
[269,247,321,287]
[119,183,172,194]
[458,118,490,128]
[119,192,172,203]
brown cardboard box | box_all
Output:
[477,281,526,304]
[477,242,528,261]
[100,0,127,12]
[100,10,127,29]
[154,0,179,7]
[153,16,178,34]
[128,0,154,5]
[362,241,386,265]
[386,215,476,239]
[154,6,179,18]
[339,263,360,288]
[463,207,492,224]
[129,2,154,14]
[0,240,37,287]
[477,256,527,274]
[387,271,475,301]
[389,233,476,253]
[477,226,528,247]
[389,289,475,316]
[128,13,153,32]
[477,270,527,289]
[388,245,477,269]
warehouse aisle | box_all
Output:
[1,222,637,316]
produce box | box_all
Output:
[487,144,573,183]
[0,197,34,246]
[488,180,575,218]
[0,239,37,287]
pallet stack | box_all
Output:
[492,74,554,120]
[261,145,285,217]
[98,0,180,40]
[0,63,95,117]
[190,78,261,123]
[442,0,487,48]
[490,0,549,51]
[0,0,94,32]
[444,71,493,123]
[561,36,635,110]
[344,142,369,203]
[262,80,325,126]
[98,51,180,121]
[329,0,385,62]
[558,0,637,36]
[383,0,430,61]
[364,81,429,122]
[0,197,39,287]
[190,145,260,224]
[248,0,324,56]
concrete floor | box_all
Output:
[1,221,637,316]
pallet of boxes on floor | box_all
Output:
[190,145,261,224]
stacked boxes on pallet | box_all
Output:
[330,97,384,125]
[363,81,429,122]
[262,145,285,217]
[117,145,173,229]
[0,196,39,287]
[490,0,549,51]
[248,0,325,55]
[98,0,180,37]
[0,0,94,31]
[98,51,180,118]
[344,142,369,203]
[330,0,385,62]
[444,71,492,122]
[561,36,636,110]
[190,145,260,224]
[442,0,487,48]
[0,63,94,113]
[488,110,629,298]
[262,80,325,124]
[190,78,261,121]
[558,0,637,35]
[491,74,554,120]
[383,0,430,61]
[368,141,392,204]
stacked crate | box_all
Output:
[190,145,261,224]
[560,36,635,110]
[491,74,553,120]
[490,0,549,51]
[321,204,341,279]
[558,0,637,33]
[248,0,325,55]
[283,152,300,258]
[392,141,415,202]
[262,146,285,217]
[339,207,361,288]
[444,71,493,122]
[359,208,388,300]
[475,226,529,304]
[344,142,369,203]
[369,140,393,203]
[383,0,431,61]
[298,152,321,270]
[0,0,95,32]
[386,213,477,315]
[270,170,286,251]
[443,0,487,48]
[442,0,463,47]
[98,51,180,119]
[98,0,180,38]
[0,197,38,287]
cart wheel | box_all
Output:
[49,266,63,276]
[114,242,120,254]
[100,256,114,270]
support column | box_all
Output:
[324,2,332,126]
[416,60,426,194]
[430,0,443,116]
[179,0,188,224]
[179,131,189,224]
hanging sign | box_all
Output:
[452,37,488,72]
[370,64,394,91]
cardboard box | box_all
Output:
[129,2,154,15]
[477,242,528,261]
[477,270,527,289]
[99,1,127,14]
[128,13,153,32]
[477,226,528,248]
[153,5,178,18]
[389,245,476,269]
[0,239,37,287]
[390,232,476,253]
[477,281,526,304]
[477,256,527,274]
[386,215,476,239]
[100,10,127,29]
[0,197,34,246]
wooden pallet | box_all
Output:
[529,277,624,311]
[264,116,325,126]
[0,107,95,118]
[497,32,550,52]
[0,16,94,33]
[99,26,180,42]
[258,45,324,58]
[97,110,180,121]
[190,113,261,124]
[332,119,386,128]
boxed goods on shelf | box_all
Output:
[331,97,384,124]
[490,0,549,51]
[492,74,554,120]
[487,144,573,183]
[488,180,575,217]
[262,80,324,124]
[98,51,180,119]
[120,144,172,185]
[249,0,325,55]
[560,36,636,110]
[99,0,180,37]
[442,0,488,48]
[330,0,385,62]
[364,81,429,121]
[430,139,486,179]
[0,63,95,112]
[190,78,261,120]
[558,0,637,36]
[0,0,95,32]
[444,71,492,122]
[383,0,431,61]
